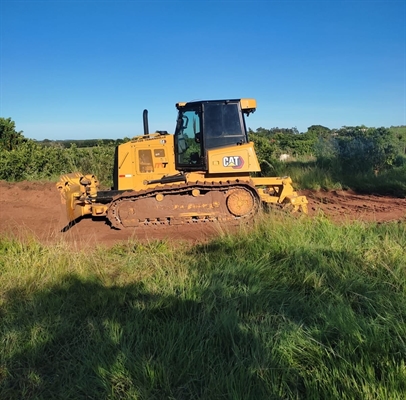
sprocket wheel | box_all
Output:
[226,188,256,217]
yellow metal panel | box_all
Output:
[207,142,261,174]
[118,134,176,191]
[176,102,187,109]
[240,98,257,110]
[251,176,293,186]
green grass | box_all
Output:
[276,159,406,197]
[1,216,405,399]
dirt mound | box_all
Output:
[1,181,405,248]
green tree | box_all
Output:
[389,126,406,155]
[0,118,26,151]
[306,125,331,138]
[335,126,398,174]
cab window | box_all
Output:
[203,101,247,149]
[138,149,154,173]
[175,109,204,168]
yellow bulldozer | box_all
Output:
[57,99,307,229]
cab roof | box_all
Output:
[176,98,256,114]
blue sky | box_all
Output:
[1,0,405,140]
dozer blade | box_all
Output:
[56,173,100,224]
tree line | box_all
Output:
[1,117,405,188]
[249,124,406,175]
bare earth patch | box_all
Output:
[303,189,406,223]
[1,181,405,248]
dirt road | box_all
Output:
[0,181,405,248]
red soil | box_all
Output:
[0,181,405,248]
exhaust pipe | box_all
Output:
[143,109,149,135]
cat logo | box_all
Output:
[222,156,244,169]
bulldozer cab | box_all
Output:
[174,99,256,171]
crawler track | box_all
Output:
[106,180,261,229]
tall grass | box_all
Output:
[275,158,406,196]
[1,216,405,399]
